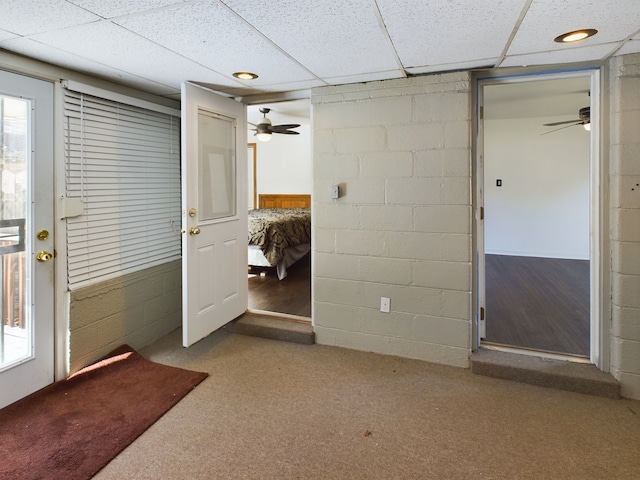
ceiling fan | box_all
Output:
[542,106,590,135]
[250,107,300,142]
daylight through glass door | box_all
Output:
[0,95,30,371]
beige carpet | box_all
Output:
[95,327,640,479]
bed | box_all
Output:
[248,194,311,280]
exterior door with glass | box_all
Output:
[0,70,54,409]
[181,82,247,347]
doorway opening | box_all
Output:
[246,100,312,320]
[476,71,599,360]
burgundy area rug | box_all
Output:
[0,345,208,479]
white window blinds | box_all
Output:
[64,88,181,290]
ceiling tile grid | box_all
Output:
[0,36,178,96]
[0,0,100,36]
[375,0,527,68]
[66,0,193,19]
[221,0,403,80]
[25,20,238,90]
[505,0,640,56]
[114,0,319,88]
[0,30,19,43]
[0,0,637,99]
[501,43,620,68]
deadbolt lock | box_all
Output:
[188,208,197,217]
[36,230,49,240]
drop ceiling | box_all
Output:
[0,0,638,102]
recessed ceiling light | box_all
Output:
[233,71,258,80]
[554,29,598,43]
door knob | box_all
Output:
[189,227,201,235]
[36,251,53,262]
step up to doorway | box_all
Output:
[233,312,315,345]
[471,348,620,399]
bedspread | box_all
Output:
[248,208,311,266]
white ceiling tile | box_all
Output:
[222,0,401,78]
[114,1,317,86]
[0,37,179,96]
[0,0,100,36]
[508,0,640,55]
[0,30,19,42]
[500,43,616,68]
[28,21,243,90]
[376,0,525,68]
[617,40,640,56]
[66,0,191,19]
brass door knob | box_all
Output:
[189,227,201,235]
[36,251,53,262]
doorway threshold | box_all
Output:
[471,346,620,399]
[481,342,591,363]
[232,310,314,345]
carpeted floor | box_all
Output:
[0,345,207,480]
[95,327,640,480]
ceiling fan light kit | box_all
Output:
[251,107,301,142]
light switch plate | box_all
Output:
[380,297,390,313]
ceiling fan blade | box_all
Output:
[272,130,300,135]
[269,124,301,133]
[543,119,581,126]
[541,122,583,135]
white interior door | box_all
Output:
[181,82,247,347]
[0,70,54,409]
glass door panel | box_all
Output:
[198,110,236,221]
[0,96,29,371]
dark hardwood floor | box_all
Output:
[248,254,311,317]
[484,254,590,356]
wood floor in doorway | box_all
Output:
[248,255,311,318]
[484,254,590,356]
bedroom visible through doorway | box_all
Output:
[478,73,596,358]
[246,100,312,319]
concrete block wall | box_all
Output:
[609,53,640,399]
[69,260,182,372]
[311,72,472,367]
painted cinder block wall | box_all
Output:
[610,53,640,399]
[312,57,640,400]
[312,72,472,368]
[68,260,181,372]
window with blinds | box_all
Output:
[64,89,181,290]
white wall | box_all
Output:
[484,115,590,259]
[248,101,311,200]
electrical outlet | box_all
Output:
[380,297,390,313]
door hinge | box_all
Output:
[479,106,484,119]
[480,207,484,220]
[480,307,485,321]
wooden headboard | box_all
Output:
[259,194,311,209]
